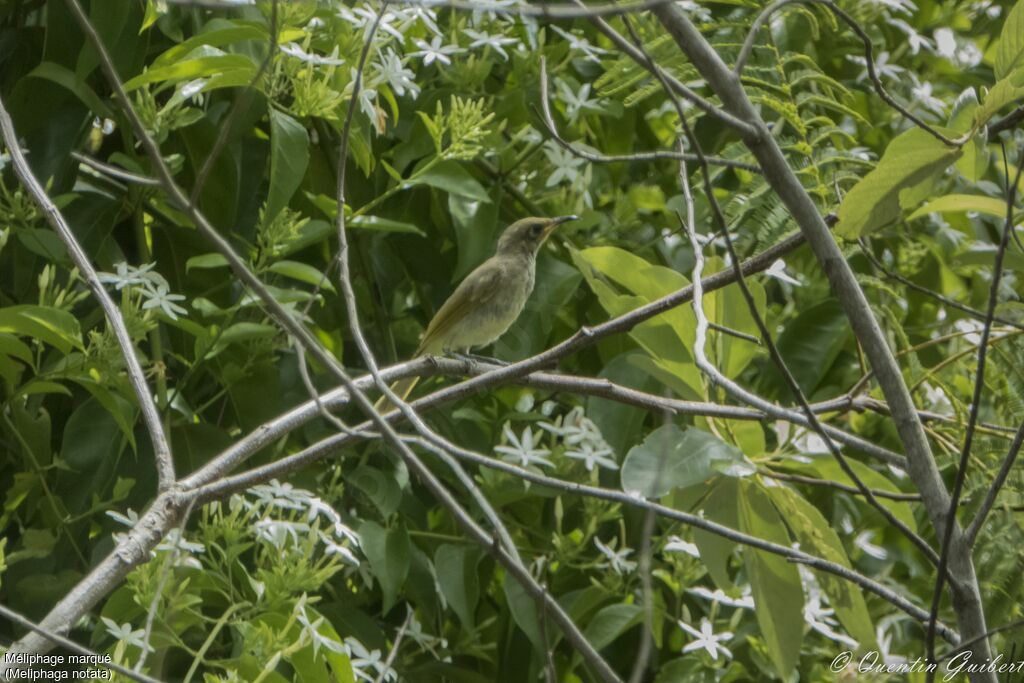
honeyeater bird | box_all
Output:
[378,214,578,410]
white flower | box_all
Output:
[876,614,910,667]
[98,261,154,290]
[664,535,701,558]
[249,479,310,510]
[867,0,916,14]
[463,28,518,61]
[321,533,360,566]
[934,28,957,59]
[345,638,396,682]
[763,259,801,286]
[953,317,984,345]
[890,19,933,54]
[854,530,888,560]
[848,52,904,82]
[279,42,345,66]
[676,0,713,22]
[253,519,310,548]
[565,441,618,471]
[594,537,636,574]
[410,36,464,66]
[910,77,946,115]
[515,392,535,413]
[337,6,405,41]
[678,618,733,660]
[373,49,419,99]
[549,26,607,63]
[495,422,554,468]
[687,585,755,609]
[297,602,348,658]
[92,116,116,135]
[922,383,954,417]
[101,618,153,652]
[542,143,585,187]
[139,284,187,320]
[394,6,441,35]
[556,80,599,124]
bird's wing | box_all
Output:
[417,258,504,355]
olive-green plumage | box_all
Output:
[378,215,577,410]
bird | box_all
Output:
[377,214,578,411]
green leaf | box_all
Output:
[778,454,917,532]
[767,485,876,650]
[434,544,481,628]
[907,194,1010,222]
[267,260,335,292]
[581,603,643,652]
[995,0,1024,78]
[835,128,963,238]
[503,574,545,653]
[685,477,741,592]
[571,246,703,399]
[0,305,83,353]
[359,521,410,613]
[349,215,425,236]
[0,333,33,364]
[185,253,230,271]
[411,160,490,201]
[203,322,279,358]
[265,109,310,225]
[766,299,851,397]
[739,480,803,679]
[123,54,257,91]
[621,424,752,498]
[27,62,112,118]
[975,67,1024,127]
[151,23,265,69]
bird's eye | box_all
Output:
[530,223,544,237]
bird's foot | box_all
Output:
[447,351,509,367]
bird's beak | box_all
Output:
[544,214,579,239]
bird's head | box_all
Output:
[496,215,578,256]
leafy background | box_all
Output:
[1,0,1023,680]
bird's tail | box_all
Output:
[372,376,420,415]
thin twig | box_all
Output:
[761,470,922,501]
[964,419,1024,545]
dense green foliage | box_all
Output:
[1,0,1024,680]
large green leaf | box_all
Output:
[27,62,111,118]
[265,109,310,225]
[739,480,803,679]
[836,128,963,238]
[0,305,83,354]
[621,424,751,498]
[580,603,643,653]
[975,66,1024,127]
[123,52,256,91]
[571,246,703,399]
[151,22,266,69]
[358,521,410,613]
[995,0,1024,78]
[778,454,917,532]
[906,194,1010,222]
[434,544,482,629]
[767,485,877,651]
[412,160,490,201]
[766,299,851,397]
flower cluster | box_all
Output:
[98,261,187,320]
[493,404,619,472]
